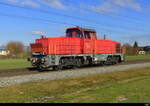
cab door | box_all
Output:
[90,32,97,54]
[83,31,93,54]
[74,29,83,54]
[66,29,83,54]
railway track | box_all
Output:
[0,59,150,78]
[0,59,150,87]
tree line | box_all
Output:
[124,41,139,56]
[1,41,30,59]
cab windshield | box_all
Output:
[66,29,82,38]
[66,30,72,37]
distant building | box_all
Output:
[143,46,150,54]
[138,51,146,55]
[138,46,150,55]
[0,49,10,56]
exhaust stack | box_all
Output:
[104,34,108,40]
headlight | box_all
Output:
[94,58,98,61]
[31,58,37,63]
[41,58,46,63]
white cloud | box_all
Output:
[4,0,69,10]
[39,0,66,10]
[6,0,66,10]
[106,0,142,11]
[89,2,119,14]
[83,0,142,14]
[5,0,142,13]
[21,0,40,8]
[32,31,45,35]
[5,0,40,8]
[6,0,18,3]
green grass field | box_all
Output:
[0,59,31,70]
[0,67,150,103]
[125,55,150,61]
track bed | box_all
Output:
[0,59,150,78]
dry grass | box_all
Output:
[0,67,150,103]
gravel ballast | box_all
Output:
[0,62,150,87]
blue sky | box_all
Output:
[0,0,150,46]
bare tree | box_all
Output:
[6,41,25,58]
[124,43,134,56]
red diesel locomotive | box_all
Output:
[28,26,124,70]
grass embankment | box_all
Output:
[0,59,31,70]
[0,67,150,103]
[125,55,150,61]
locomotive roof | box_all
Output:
[80,27,96,33]
[67,26,96,33]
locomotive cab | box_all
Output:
[66,27,97,40]
[66,27,97,54]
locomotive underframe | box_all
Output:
[29,53,124,70]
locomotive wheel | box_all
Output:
[106,56,113,65]
[76,58,82,68]
[53,65,63,71]
[53,66,58,71]
[53,59,64,71]
[89,59,93,66]
[116,57,120,63]
[58,65,63,70]
[112,57,119,65]
[112,57,117,65]
[101,61,106,66]
[72,58,81,69]
[114,57,119,64]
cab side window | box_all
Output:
[84,32,91,39]
[66,30,72,37]
[93,33,97,40]
[75,30,82,38]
